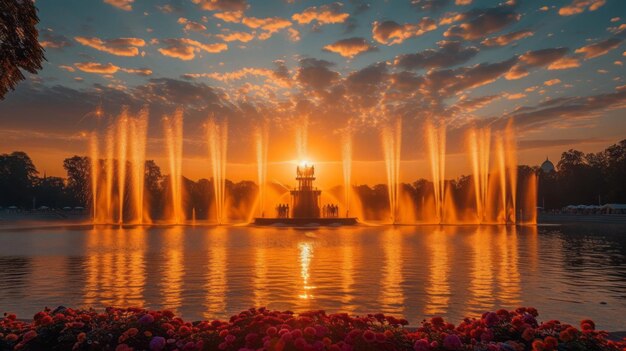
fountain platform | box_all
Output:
[253,217,358,226]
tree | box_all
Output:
[0,0,45,99]
[0,151,38,207]
[63,156,90,206]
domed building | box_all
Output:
[540,157,556,173]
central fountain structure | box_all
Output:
[254,164,358,226]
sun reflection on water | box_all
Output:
[298,242,315,300]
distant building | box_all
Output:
[540,157,555,173]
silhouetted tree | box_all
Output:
[0,151,38,207]
[33,176,66,208]
[63,156,90,206]
[0,0,45,99]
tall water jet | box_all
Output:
[207,118,228,224]
[491,121,518,224]
[163,109,184,224]
[504,121,518,223]
[426,120,446,223]
[116,111,129,223]
[104,126,115,222]
[468,127,491,223]
[255,123,269,217]
[296,116,308,161]
[382,118,401,223]
[89,132,101,222]
[128,110,148,223]
[342,132,352,217]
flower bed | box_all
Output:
[1,306,624,350]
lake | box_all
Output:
[0,223,624,329]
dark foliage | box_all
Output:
[0,0,45,99]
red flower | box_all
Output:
[581,319,595,331]
[363,330,376,343]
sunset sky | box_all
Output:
[0,0,625,186]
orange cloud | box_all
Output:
[323,37,376,58]
[456,0,472,4]
[213,11,243,23]
[185,67,275,82]
[158,38,228,60]
[575,38,623,59]
[178,17,207,32]
[544,78,561,86]
[74,62,152,76]
[287,28,301,42]
[481,30,533,46]
[103,0,133,11]
[75,36,145,56]
[192,0,247,11]
[548,57,580,70]
[58,65,75,72]
[372,19,437,45]
[121,68,153,76]
[241,16,292,40]
[292,3,350,25]
[216,31,255,42]
[506,92,526,99]
[558,0,606,16]
[242,16,292,32]
[75,62,120,74]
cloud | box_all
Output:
[121,68,153,76]
[178,17,207,32]
[506,47,574,79]
[544,78,561,86]
[481,30,533,46]
[558,0,606,16]
[410,0,451,12]
[323,37,377,58]
[394,40,478,70]
[213,11,244,23]
[75,62,120,74]
[216,31,255,42]
[191,0,248,11]
[575,38,623,59]
[157,38,228,60]
[75,36,146,57]
[104,0,133,11]
[296,58,340,91]
[372,18,437,45]
[59,65,76,72]
[444,6,520,40]
[39,30,73,50]
[73,62,152,77]
[241,16,292,39]
[506,92,526,99]
[292,2,350,25]
[185,67,276,82]
[548,56,581,70]
[505,90,626,130]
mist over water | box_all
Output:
[0,224,624,329]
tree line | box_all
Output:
[1,139,624,217]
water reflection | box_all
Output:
[424,229,450,315]
[298,242,314,300]
[204,227,227,318]
[84,227,146,307]
[161,227,183,311]
[380,229,404,313]
[0,224,624,328]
